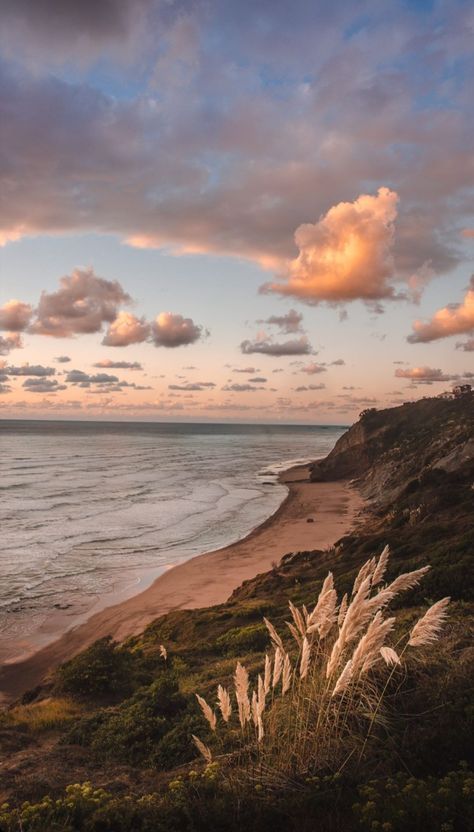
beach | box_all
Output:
[0,466,363,702]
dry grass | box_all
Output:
[8,697,84,732]
[193,546,450,784]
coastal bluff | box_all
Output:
[310,392,474,502]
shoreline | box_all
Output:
[0,466,364,703]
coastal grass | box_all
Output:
[193,546,452,786]
[7,697,84,732]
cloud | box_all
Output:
[0,333,23,355]
[240,335,313,356]
[330,358,345,366]
[55,355,71,363]
[456,338,474,352]
[301,362,327,375]
[261,188,400,305]
[1,0,469,291]
[248,376,267,383]
[0,0,153,66]
[0,299,33,331]
[294,383,326,391]
[408,276,474,343]
[66,370,119,385]
[394,366,455,383]
[222,383,266,392]
[22,378,66,393]
[151,312,203,348]
[259,309,304,333]
[102,312,150,346]
[93,359,143,369]
[6,364,55,376]
[168,382,215,391]
[30,268,131,337]
[233,366,260,374]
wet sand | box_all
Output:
[0,466,363,702]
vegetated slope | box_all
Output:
[0,394,473,832]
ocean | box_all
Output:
[0,420,345,662]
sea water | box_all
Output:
[0,420,345,660]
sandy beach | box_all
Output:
[0,466,363,702]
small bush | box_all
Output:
[55,637,137,701]
[353,766,474,831]
[215,624,268,655]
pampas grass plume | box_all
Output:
[408,597,450,647]
[192,735,213,764]
[196,694,217,731]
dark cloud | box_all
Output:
[222,383,266,392]
[30,268,131,338]
[248,377,267,383]
[93,359,143,370]
[0,334,23,355]
[55,355,71,363]
[0,0,153,65]
[6,364,55,377]
[151,313,203,348]
[168,382,215,391]
[258,309,304,333]
[294,383,326,391]
[456,338,474,352]
[66,370,119,384]
[22,378,66,393]
[0,300,33,331]
[240,336,313,357]
[233,366,260,374]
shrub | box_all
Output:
[215,623,268,655]
[353,766,474,831]
[55,637,137,701]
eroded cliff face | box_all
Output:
[311,394,474,504]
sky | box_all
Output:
[0,0,473,423]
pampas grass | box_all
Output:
[408,597,451,646]
[193,546,449,782]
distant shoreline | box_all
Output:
[0,465,363,703]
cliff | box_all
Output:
[310,393,474,502]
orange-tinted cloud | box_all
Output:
[102,312,150,346]
[0,299,33,331]
[395,367,454,382]
[408,276,474,343]
[301,362,326,375]
[262,188,400,304]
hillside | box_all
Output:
[0,393,473,832]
